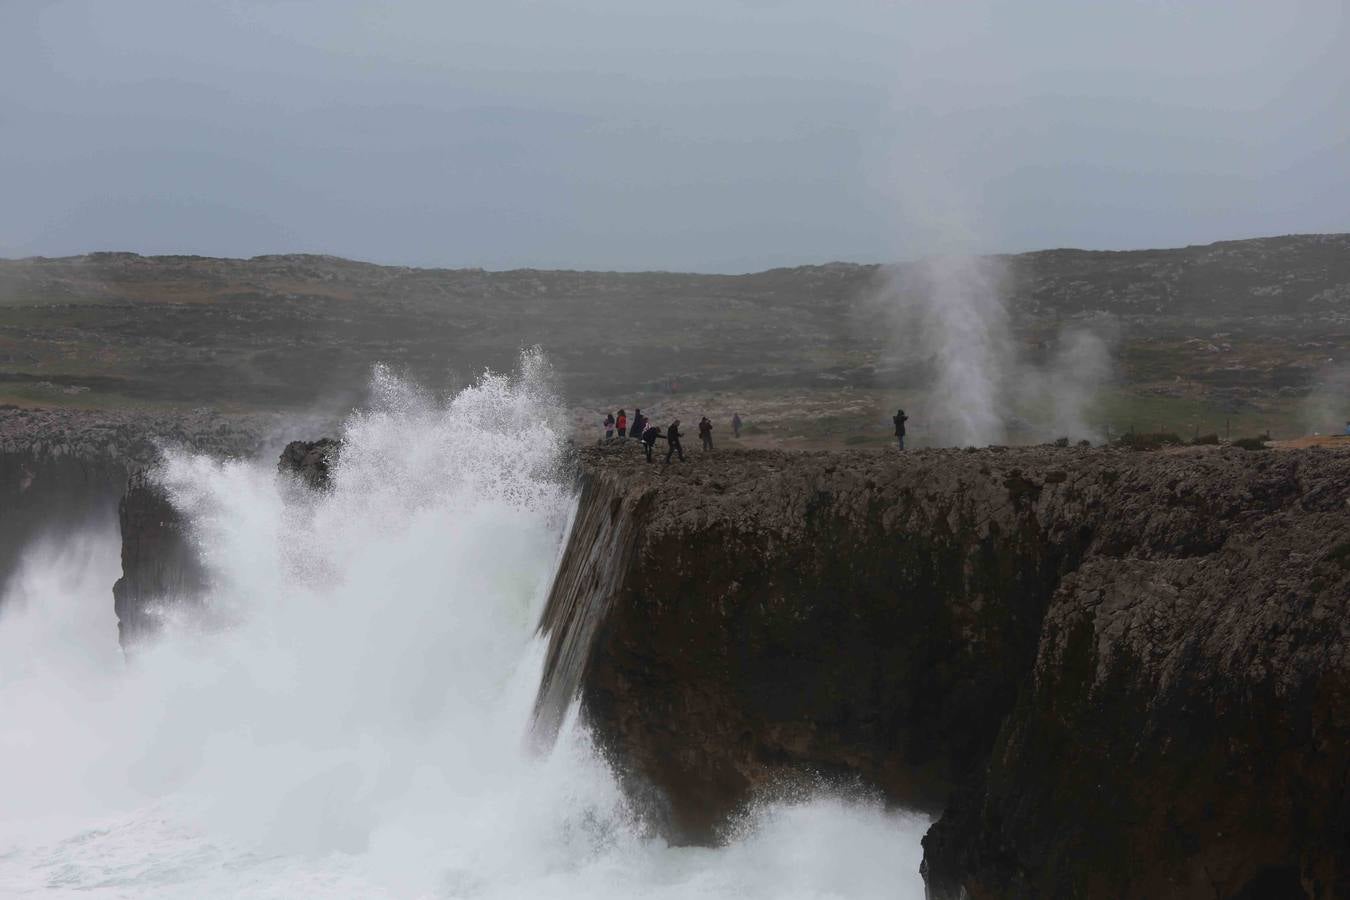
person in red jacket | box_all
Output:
[616,409,627,438]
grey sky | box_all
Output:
[2,0,1347,271]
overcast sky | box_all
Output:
[2,1,1347,271]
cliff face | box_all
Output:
[534,444,1350,898]
[2,411,163,602]
[0,444,129,597]
[0,407,271,645]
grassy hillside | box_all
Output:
[1,234,1347,441]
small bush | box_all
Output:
[1191,433,1220,445]
[1115,431,1184,451]
[1053,437,1070,447]
[1231,435,1269,451]
[1077,439,1092,448]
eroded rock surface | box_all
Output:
[535,443,1350,898]
[278,437,341,489]
[111,471,210,647]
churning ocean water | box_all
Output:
[0,355,926,899]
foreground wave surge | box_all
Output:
[0,356,925,898]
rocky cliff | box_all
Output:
[0,407,270,606]
[534,444,1350,898]
[111,470,210,647]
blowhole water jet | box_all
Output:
[873,254,1114,446]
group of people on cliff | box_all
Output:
[602,408,911,454]
[603,409,734,463]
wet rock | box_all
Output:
[278,438,341,489]
[111,471,209,648]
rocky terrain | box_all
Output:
[532,442,1350,898]
[2,235,1348,438]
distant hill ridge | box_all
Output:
[10,230,1349,275]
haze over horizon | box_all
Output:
[3,1,1348,273]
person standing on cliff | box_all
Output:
[604,412,615,440]
[893,408,908,450]
[630,408,646,441]
[732,412,742,439]
[616,409,627,439]
[641,422,661,462]
[698,416,714,451]
[665,419,685,463]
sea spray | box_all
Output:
[0,351,928,898]
[875,256,1114,446]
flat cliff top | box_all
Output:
[576,441,1350,538]
[0,405,282,461]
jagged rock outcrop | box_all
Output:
[111,471,209,647]
[278,438,341,489]
[534,444,1350,898]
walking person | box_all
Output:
[641,423,661,462]
[665,419,685,463]
[732,412,742,439]
[893,408,909,450]
[698,416,714,451]
[616,409,627,439]
[604,412,615,440]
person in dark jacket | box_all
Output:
[641,423,662,462]
[732,412,742,438]
[893,409,909,450]
[604,412,615,440]
[665,420,685,463]
[698,416,713,450]
[616,409,627,438]
[630,409,645,441]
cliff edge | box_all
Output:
[535,443,1350,899]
